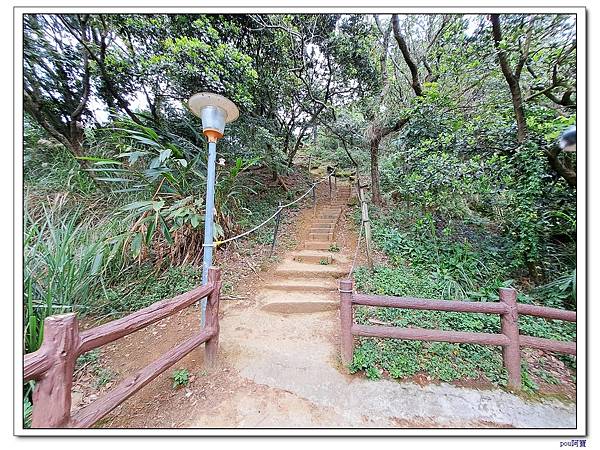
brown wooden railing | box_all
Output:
[339,279,576,389]
[24,266,222,428]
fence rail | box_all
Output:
[339,279,576,389]
[23,267,222,428]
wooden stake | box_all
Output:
[500,288,521,389]
[31,314,79,428]
[359,187,373,270]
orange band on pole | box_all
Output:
[203,129,222,143]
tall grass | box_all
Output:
[23,197,125,353]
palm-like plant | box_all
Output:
[88,118,260,266]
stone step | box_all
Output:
[308,231,334,242]
[259,290,338,314]
[304,240,335,251]
[311,223,335,230]
[262,277,338,292]
[293,253,333,264]
[310,224,335,230]
[291,249,349,264]
[274,258,346,277]
[309,229,334,237]
[318,213,340,220]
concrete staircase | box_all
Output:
[258,184,352,314]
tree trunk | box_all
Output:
[508,79,527,144]
[67,121,95,175]
[490,14,527,144]
[287,127,308,168]
[370,134,383,206]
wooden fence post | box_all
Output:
[340,279,354,366]
[204,267,222,366]
[358,186,373,270]
[499,288,521,389]
[31,313,79,428]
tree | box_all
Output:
[364,14,448,205]
[23,15,93,168]
[490,14,576,187]
[490,14,532,144]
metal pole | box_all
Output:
[328,174,332,200]
[269,202,283,257]
[312,184,316,216]
[201,140,218,328]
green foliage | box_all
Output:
[94,367,115,388]
[351,185,575,388]
[88,118,264,264]
[23,381,35,428]
[24,128,96,195]
[171,368,190,389]
[93,264,203,315]
[24,396,33,428]
[23,200,125,352]
[521,365,540,394]
[76,349,101,367]
[160,30,257,107]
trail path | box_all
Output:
[95,181,575,429]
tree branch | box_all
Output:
[392,14,423,97]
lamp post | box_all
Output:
[188,93,239,327]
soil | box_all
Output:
[70,175,576,430]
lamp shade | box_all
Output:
[188,93,239,138]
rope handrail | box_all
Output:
[347,215,364,278]
[210,168,337,248]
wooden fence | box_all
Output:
[339,279,576,389]
[23,266,222,428]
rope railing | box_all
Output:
[210,168,337,248]
[347,215,364,278]
[347,169,373,271]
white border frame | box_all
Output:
[12,3,587,438]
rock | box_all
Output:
[71,390,84,407]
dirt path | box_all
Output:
[83,181,575,429]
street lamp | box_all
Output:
[188,92,239,327]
